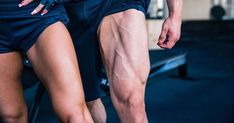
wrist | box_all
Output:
[168,13,182,23]
[167,0,183,21]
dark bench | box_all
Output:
[149,49,188,78]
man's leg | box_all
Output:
[98,9,150,123]
[0,52,28,123]
[86,99,106,123]
[27,22,93,123]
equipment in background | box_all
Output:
[210,5,226,20]
[147,0,167,19]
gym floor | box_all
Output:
[24,20,234,123]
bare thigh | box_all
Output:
[98,9,150,105]
[0,52,27,122]
[27,22,86,119]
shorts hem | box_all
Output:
[85,95,101,102]
[104,4,146,17]
[0,49,15,54]
[22,16,69,54]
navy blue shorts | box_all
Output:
[0,0,69,54]
[65,0,150,102]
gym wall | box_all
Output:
[182,0,211,20]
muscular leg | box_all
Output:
[0,52,27,123]
[27,22,93,123]
[98,9,150,123]
[86,98,106,123]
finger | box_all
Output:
[45,2,53,10]
[157,36,168,49]
[31,4,45,15]
[158,34,176,49]
[167,40,176,49]
[41,2,52,15]
[165,36,176,49]
[41,9,48,16]
[19,0,34,7]
[157,43,168,49]
[158,27,168,45]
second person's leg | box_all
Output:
[27,22,93,123]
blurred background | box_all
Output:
[23,0,234,123]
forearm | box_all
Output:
[166,0,183,19]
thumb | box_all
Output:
[158,26,168,45]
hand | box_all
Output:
[19,0,69,15]
[157,17,182,49]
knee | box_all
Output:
[115,90,146,115]
[56,102,92,123]
[112,71,149,113]
[0,106,27,123]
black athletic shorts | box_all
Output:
[0,0,68,54]
[65,0,150,102]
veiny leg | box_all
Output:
[98,9,150,123]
